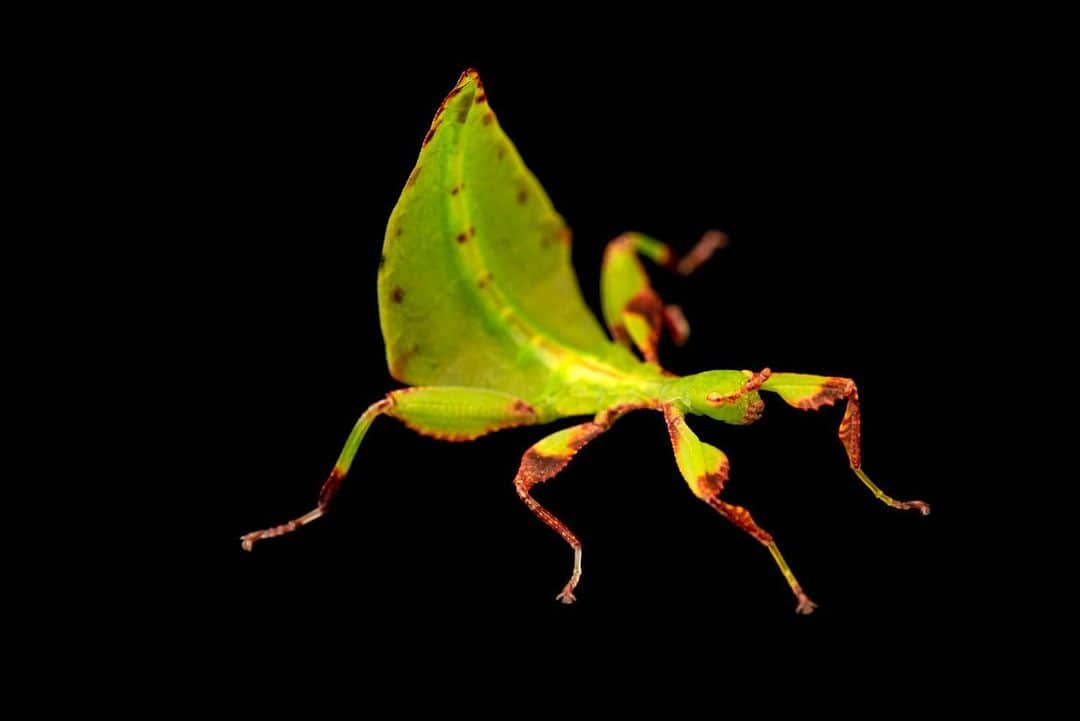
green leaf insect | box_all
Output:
[241,69,930,614]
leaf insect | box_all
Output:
[242,70,929,614]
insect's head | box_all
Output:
[675,370,765,426]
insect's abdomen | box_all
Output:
[379,70,641,401]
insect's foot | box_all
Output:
[240,508,326,550]
[240,520,300,551]
[555,587,578,604]
[795,593,818,615]
[898,500,931,516]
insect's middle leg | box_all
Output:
[514,405,638,603]
[663,404,817,614]
[600,231,726,363]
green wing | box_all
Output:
[378,69,638,397]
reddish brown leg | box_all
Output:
[242,387,542,551]
[705,497,817,615]
[622,290,665,363]
[673,229,728,275]
[662,305,691,346]
[601,230,728,365]
[240,399,391,551]
[514,405,643,603]
[666,403,816,614]
[762,373,930,515]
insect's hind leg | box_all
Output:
[761,373,930,515]
[241,387,541,550]
[240,398,391,550]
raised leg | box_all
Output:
[761,373,930,515]
[663,404,817,614]
[600,230,727,363]
[241,386,541,550]
[514,404,642,603]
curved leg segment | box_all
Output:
[513,405,641,603]
[663,404,817,614]
[761,373,930,515]
[600,230,727,363]
[241,387,540,550]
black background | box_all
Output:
[187,32,993,656]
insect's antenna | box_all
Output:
[706,368,771,406]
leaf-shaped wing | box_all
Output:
[378,70,637,398]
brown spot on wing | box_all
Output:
[391,287,405,303]
[482,112,494,126]
[475,91,487,104]
[456,232,468,243]
[511,399,536,417]
[517,188,528,204]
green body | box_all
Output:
[242,70,929,614]
[376,71,759,424]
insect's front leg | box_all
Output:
[241,386,541,550]
[599,231,727,364]
[761,373,930,515]
[663,404,817,614]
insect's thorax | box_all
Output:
[534,354,667,419]
[664,370,767,426]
